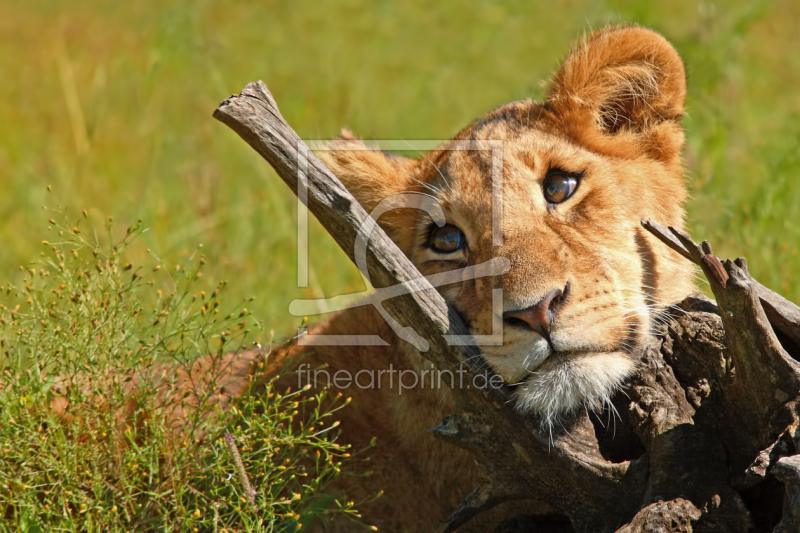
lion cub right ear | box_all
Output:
[545,25,687,164]
[316,130,417,216]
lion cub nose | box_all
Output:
[503,285,570,342]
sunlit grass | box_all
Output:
[0,216,368,532]
[0,0,798,339]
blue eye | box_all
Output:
[430,224,465,253]
[543,172,579,204]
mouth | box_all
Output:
[480,335,552,384]
[521,348,586,376]
[483,333,630,387]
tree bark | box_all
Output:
[213,81,800,532]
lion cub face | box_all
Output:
[320,25,696,423]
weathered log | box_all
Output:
[214,81,800,532]
[772,456,800,532]
[642,218,800,352]
[642,221,800,481]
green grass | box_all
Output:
[1,0,799,335]
[0,218,367,532]
[0,2,798,531]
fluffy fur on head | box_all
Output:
[317,24,695,425]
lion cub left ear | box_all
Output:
[316,130,417,215]
[545,25,686,163]
[315,131,420,249]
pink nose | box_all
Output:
[503,284,569,342]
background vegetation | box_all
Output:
[1,0,798,336]
[0,220,365,531]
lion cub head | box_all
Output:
[319,25,695,423]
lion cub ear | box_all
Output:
[315,131,418,244]
[316,130,416,214]
[545,25,686,163]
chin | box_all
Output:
[511,351,637,429]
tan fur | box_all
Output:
[261,25,695,531]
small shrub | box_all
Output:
[0,214,367,532]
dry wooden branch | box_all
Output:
[641,218,800,527]
[214,81,800,532]
[212,81,479,378]
[642,218,800,350]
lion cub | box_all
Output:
[263,24,695,531]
